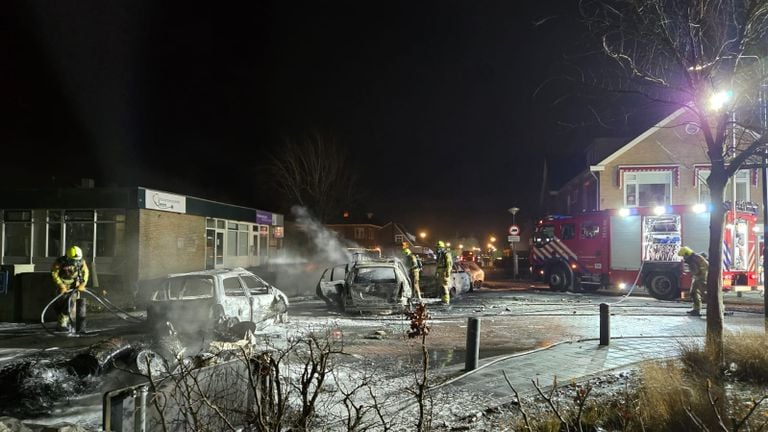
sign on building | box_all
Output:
[143,189,187,214]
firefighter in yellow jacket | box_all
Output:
[678,246,708,316]
[51,245,90,332]
[435,241,452,305]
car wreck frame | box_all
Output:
[316,258,413,313]
[145,267,289,334]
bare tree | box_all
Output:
[577,0,768,361]
[267,132,363,223]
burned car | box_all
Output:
[145,267,289,335]
[316,259,413,313]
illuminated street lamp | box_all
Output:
[490,236,496,243]
[419,231,427,240]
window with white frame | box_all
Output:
[697,169,750,203]
[624,171,672,207]
[227,222,250,256]
[354,227,365,239]
[394,234,404,243]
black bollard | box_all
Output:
[465,317,481,371]
[599,303,610,346]
[75,296,87,334]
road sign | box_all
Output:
[508,235,521,243]
[508,225,520,236]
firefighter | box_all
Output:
[435,241,452,305]
[51,245,90,332]
[678,246,708,316]
[403,248,422,300]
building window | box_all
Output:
[624,171,672,207]
[3,210,32,258]
[394,234,404,243]
[354,227,365,239]
[65,210,95,260]
[227,222,250,256]
[95,210,126,258]
[697,169,749,203]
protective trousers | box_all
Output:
[410,270,422,299]
[436,268,450,304]
[690,274,706,312]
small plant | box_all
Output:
[406,303,432,432]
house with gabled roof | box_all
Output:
[549,108,764,220]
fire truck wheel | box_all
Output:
[645,272,679,300]
[547,266,571,292]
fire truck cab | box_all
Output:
[531,203,758,300]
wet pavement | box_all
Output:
[1,273,766,429]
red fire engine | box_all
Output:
[530,203,759,300]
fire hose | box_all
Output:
[40,288,144,336]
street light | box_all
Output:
[508,207,520,279]
[419,231,427,240]
[490,236,496,243]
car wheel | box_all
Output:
[548,266,570,292]
[646,272,679,300]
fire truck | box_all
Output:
[530,203,759,300]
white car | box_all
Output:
[145,267,289,334]
[458,261,485,290]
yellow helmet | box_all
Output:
[403,248,412,255]
[677,246,693,257]
[67,245,83,260]
[437,241,446,248]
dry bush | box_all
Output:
[636,360,727,431]
[724,331,768,383]
[678,337,721,380]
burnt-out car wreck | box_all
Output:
[316,259,413,313]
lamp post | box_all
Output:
[508,207,520,279]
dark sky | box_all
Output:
[1,1,663,240]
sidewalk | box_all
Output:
[430,336,694,412]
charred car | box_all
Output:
[316,259,413,313]
[144,267,289,334]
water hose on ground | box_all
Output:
[40,288,145,336]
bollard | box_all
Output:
[599,303,610,346]
[75,296,87,334]
[135,385,148,432]
[465,317,481,371]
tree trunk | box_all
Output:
[705,168,727,364]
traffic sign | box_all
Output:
[508,235,520,243]
[508,225,520,236]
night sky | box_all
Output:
[1,1,666,240]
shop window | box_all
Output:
[354,227,365,239]
[4,222,31,257]
[227,221,250,256]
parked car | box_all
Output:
[460,250,476,262]
[458,260,485,290]
[144,267,289,335]
[422,262,472,297]
[316,258,413,313]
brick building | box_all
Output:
[0,186,283,318]
[549,108,764,217]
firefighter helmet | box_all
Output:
[66,246,83,260]
[677,246,693,257]
[437,240,446,248]
[403,248,412,255]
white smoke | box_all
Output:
[262,206,355,297]
[291,206,353,263]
